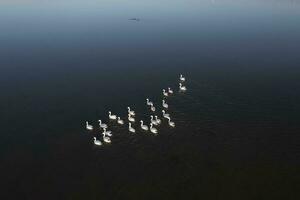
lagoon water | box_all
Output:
[0,0,300,199]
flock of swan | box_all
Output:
[86,74,187,146]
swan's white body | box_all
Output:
[150,115,158,125]
[179,83,187,91]
[162,100,168,109]
[166,116,175,127]
[140,120,149,131]
[127,107,135,116]
[155,116,161,124]
[86,121,93,130]
[103,135,111,143]
[108,111,117,120]
[93,137,102,146]
[128,114,135,122]
[180,74,186,82]
[146,98,153,106]
[117,117,124,125]
[129,123,135,133]
[162,110,170,118]
[102,128,112,137]
[150,123,158,134]
[98,120,108,129]
[150,105,156,112]
[168,87,173,94]
[163,89,168,97]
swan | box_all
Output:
[180,74,186,82]
[108,111,117,120]
[150,115,158,125]
[140,120,149,131]
[98,120,108,129]
[162,99,168,109]
[102,128,112,137]
[168,87,173,94]
[150,123,158,134]
[129,122,135,133]
[93,137,102,146]
[150,105,156,112]
[155,115,161,124]
[103,135,111,143]
[128,114,135,122]
[146,98,153,106]
[127,107,135,116]
[162,110,170,118]
[166,116,175,127]
[117,117,124,125]
[179,83,187,91]
[163,89,168,97]
[86,121,93,130]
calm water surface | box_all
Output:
[0,0,299,199]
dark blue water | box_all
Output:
[1,1,299,199]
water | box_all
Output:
[0,0,299,199]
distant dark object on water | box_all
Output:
[129,18,140,21]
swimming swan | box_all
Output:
[150,123,158,134]
[108,111,117,120]
[103,135,111,143]
[150,105,156,112]
[129,122,135,133]
[162,110,170,118]
[155,115,161,124]
[128,114,135,122]
[146,98,153,106]
[162,99,168,109]
[86,121,93,130]
[163,89,169,97]
[179,83,187,91]
[98,120,108,129]
[180,74,185,82]
[168,87,173,94]
[140,120,149,131]
[127,107,135,116]
[93,137,102,146]
[166,116,175,127]
[117,117,124,125]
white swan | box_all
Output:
[150,105,156,112]
[129,122,135,133]
[155,115,161,124]
[108,111,117,120]
[117,117,124,125]
[93,137,102,146]
[162,89,168,97]
[103,135,111,143]
[86,121,93,130]
[102,128,112,137]
[150,115,158,125]
[168,87,173,94]
[128,114,135,122]
[140,120,149,131]
[127,107,135,116]
[162,99,168,109]
[180,74,186,82]
[179,83,187,91]
[98,120,108,129]
[146,98,153,106]
[166,116,175,127]
[162,110,170,118]
[150,123,158,134]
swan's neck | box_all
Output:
[150,124,153,128]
